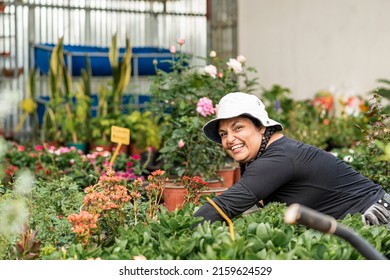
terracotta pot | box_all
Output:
[43,141,60,150]
[89,143,113,153]
[163,183,187,212]
[233,166,241,183]
[205,179,223,189]
[129,143,144,156]
[2,67,23,77]
[113,143,128,155]
[163,183,228,213]
[200,187,227,197]
[216,168,235,188]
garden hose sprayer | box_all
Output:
[284,203,387,260]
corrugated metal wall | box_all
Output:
[0,0,207,140]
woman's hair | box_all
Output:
[243,115,262,128]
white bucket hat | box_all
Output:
[203,92,283,144]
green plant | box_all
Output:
[158,112,226,180]
[372,79,390,115]
[122,110,162,151]
[41,37,91,144]
[89,34,133,146]
[108,34,132,115]
[344,94,389,190]
[28,176,85,248]
[148,40,259,178]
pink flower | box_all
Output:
[178,139,185,148]
[132,154,141,161]
[196,97,214,117]
[177,38,185,45]
[170,45,176,54]
[17,145,25,152]
[35,145,43,151]
[203,65,217,78]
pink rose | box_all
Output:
[178,139,185,148]
[177,38,185,45]
[196,97,214,117]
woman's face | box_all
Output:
[218,116,263,163]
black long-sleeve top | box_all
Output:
[194,136,384,223]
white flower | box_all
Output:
[203,64,217,78]
[0,199,29,238]
[14,169,35,195]
[236,54,246,64]
[343,155,353,163]
[209,50,217,58]
[226,58,242,74]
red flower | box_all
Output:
[35,145,43,151]
[132,154,141,161]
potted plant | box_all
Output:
[122,110,162,154]
[40,37,92,152]
[88,34,132,153]
[148,38,259,182]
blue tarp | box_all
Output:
[34,44,178,76]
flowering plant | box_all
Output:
[158,97,226,180]
[148,38,258,179]
[144,169,167,219]
[67,166,131,245]
[182,175,207,204]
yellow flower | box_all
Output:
[19,97,37,113]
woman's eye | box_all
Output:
[234,125,243,132]
[219,132,227,138]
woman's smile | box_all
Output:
[218,116,262,163]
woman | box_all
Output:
[193,92,390,228]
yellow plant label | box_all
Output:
[111,126,130,145]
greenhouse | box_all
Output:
[0,0,389,275]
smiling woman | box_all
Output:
[193,92,390,230]
[218,117,282,163]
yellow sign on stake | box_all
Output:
[109,126,130,166]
